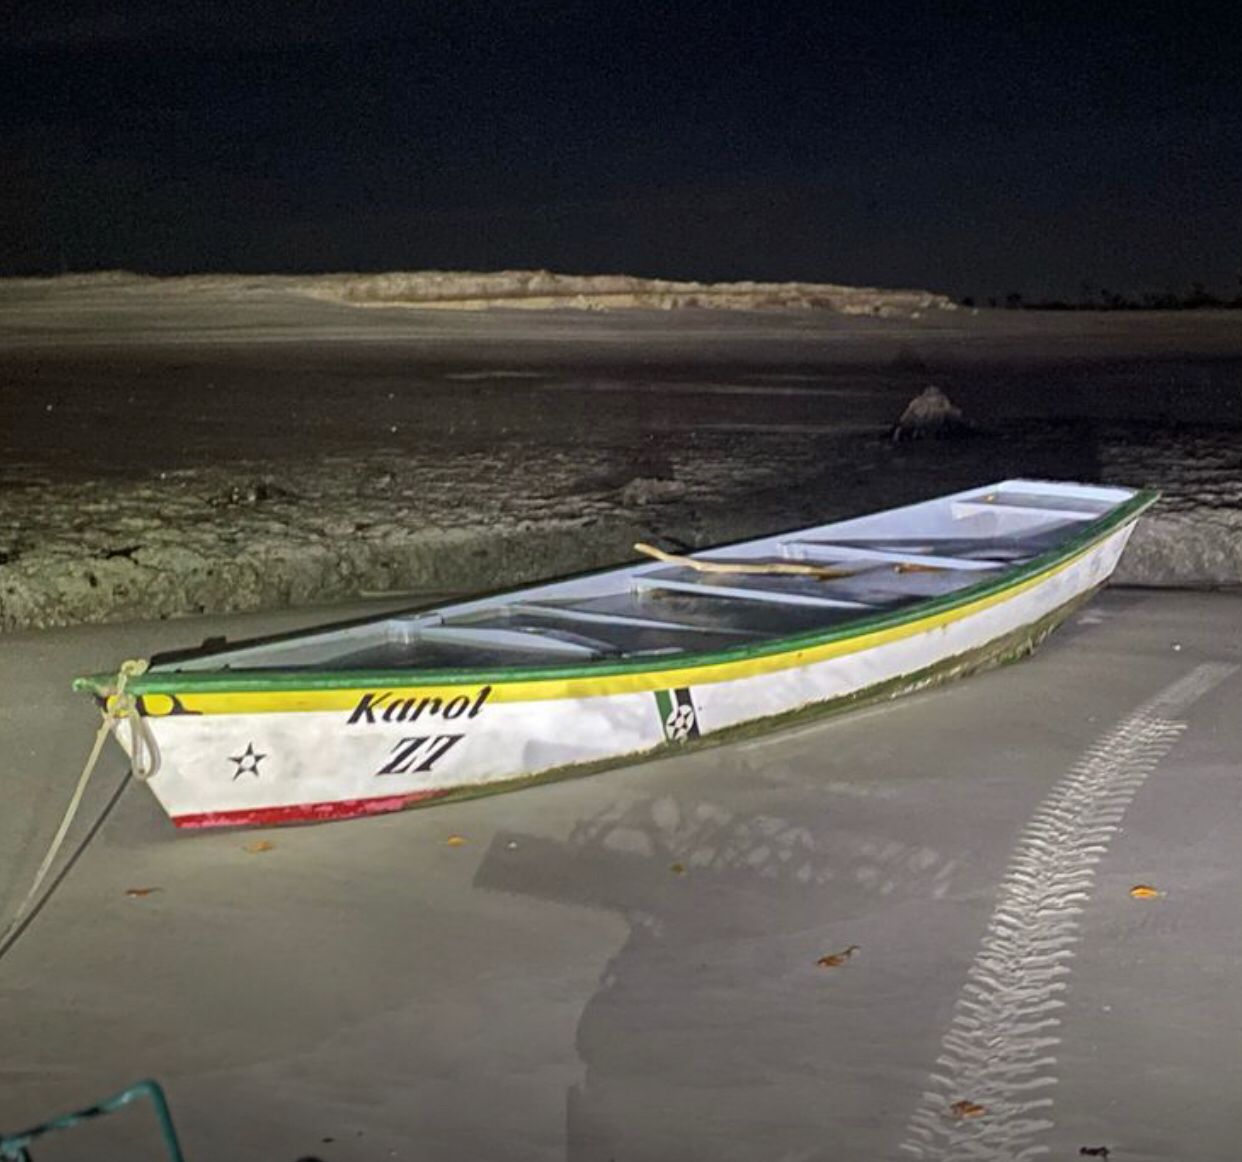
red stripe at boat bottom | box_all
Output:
[172,788,453,829]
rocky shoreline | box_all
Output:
[3,422,1236,635]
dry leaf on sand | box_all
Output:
[244,839,275,854]
[816,945,859,968]
[1129,884,1161,899]
[949,1100,986,1119]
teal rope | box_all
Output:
[0,1079,184,1160]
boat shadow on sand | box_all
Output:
[473,791,967,1162]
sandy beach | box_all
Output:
[0,588,1239,1159]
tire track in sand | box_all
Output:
[899,662,1237,1161]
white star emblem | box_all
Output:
[665,704,697,741]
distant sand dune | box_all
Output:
[299,269,958,316]
[6,269,957,316]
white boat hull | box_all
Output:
[119,519,1136,828]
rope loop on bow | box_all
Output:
[105,659,159,780]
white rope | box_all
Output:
[0,658,150,963]
[111,674,160,781]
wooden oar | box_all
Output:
[633,543,856,580]
[634,543,947,578]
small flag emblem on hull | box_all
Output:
[655,687,700,742]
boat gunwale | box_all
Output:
[74,487,1159,698]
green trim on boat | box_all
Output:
[73,489,1158,698]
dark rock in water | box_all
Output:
[891,386,976,443]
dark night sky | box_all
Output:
[3,2,1241,299]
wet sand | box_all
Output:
[0,589,1239,1159]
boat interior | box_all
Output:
[154,481,1135,674]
